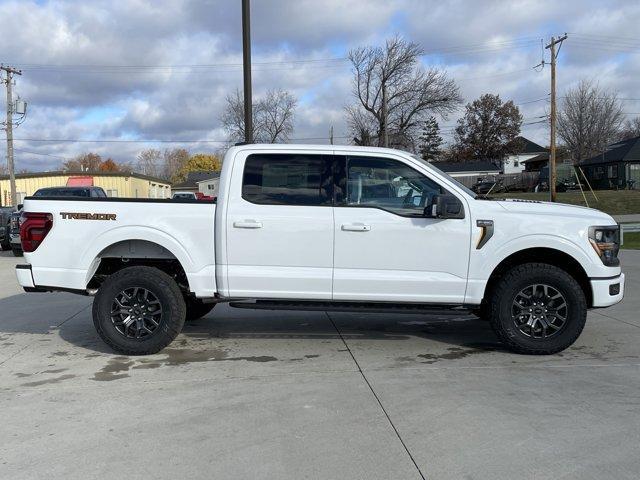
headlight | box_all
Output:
[588,225,620,266]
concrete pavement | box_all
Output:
[1,250,639,479]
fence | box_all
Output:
[621,223,640,245]
[454,172,540,191]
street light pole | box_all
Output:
[242,0,253,143]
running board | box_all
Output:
[229,300,472,315]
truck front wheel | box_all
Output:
[488,263,587,354]
[93,266,186,355]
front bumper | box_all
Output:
[15,264,35,289]
[591,273,624,307]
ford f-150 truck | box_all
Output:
[15,144,624,355]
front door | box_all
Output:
[225,152,334,299]
[332,154,471,303]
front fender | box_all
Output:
[480,234,597,278]
[464,233,604,305]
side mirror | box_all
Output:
[424,194,464,219]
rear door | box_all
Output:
[224,151,334,299]
[332,153,471,303]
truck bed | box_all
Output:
[20,197,217,297]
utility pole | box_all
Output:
[329,125,334,145]
[241,0,253,143]
[382,83,389,147]
[1,65,22,207]
[545,34,567,202]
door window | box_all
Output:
[242,154,332,206]
[342,156,444,216]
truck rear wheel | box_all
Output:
[185,297,216,321]
[488,263,586,355]
[93,266,186,355]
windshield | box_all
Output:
[411,155,477,198]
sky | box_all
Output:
[2,0,640,172]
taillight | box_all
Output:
[20,212,53,253]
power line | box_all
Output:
[8,37,544,75]
[515,95,549,105]
[13,135,354,144]
[14,148,70,160]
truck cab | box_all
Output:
[15,144,624,355]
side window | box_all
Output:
[242,154,332,206]
[344,156,444,216]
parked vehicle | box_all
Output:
[15,145,624,355]
[535,165,579,192]
[33,186,107,198]
[172,191,213,200]
[172,191,197,200]
[472,178,503,195]
[0,206,15,251]
[9,210,22,256]
[534,180,568,193]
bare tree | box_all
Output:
[346,35,461,151]
[221,88,297,143]
[347,105,377,146]
[136,149,163,178]
[618,117,640,141]
[557,80,624,162]
[260,89,296,142]
[133,148,189,181]
[162,148,190,182]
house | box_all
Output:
[430,160,501,186]
[0,171,171,206]
[503,136,549,174]
[578,135,640,190]
[196,175,221,197]
[171,171,220,195]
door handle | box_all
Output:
[233,220,263,229]
[341,223,371,232]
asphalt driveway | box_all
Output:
[1,250,639,479]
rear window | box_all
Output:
[242,154,332,206]
[34,188,90,197]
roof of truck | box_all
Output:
[229,143,411,155]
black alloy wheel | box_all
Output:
[111,287,163,339]
[511,284,568,339]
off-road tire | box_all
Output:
[488,263,587,355]
[185,297,216,321]
[93,266,186,355]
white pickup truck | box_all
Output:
[15,144,624,355]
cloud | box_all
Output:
[0,0,638,171]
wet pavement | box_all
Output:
[1,249,639,479]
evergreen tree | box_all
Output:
[418,116,443,161]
